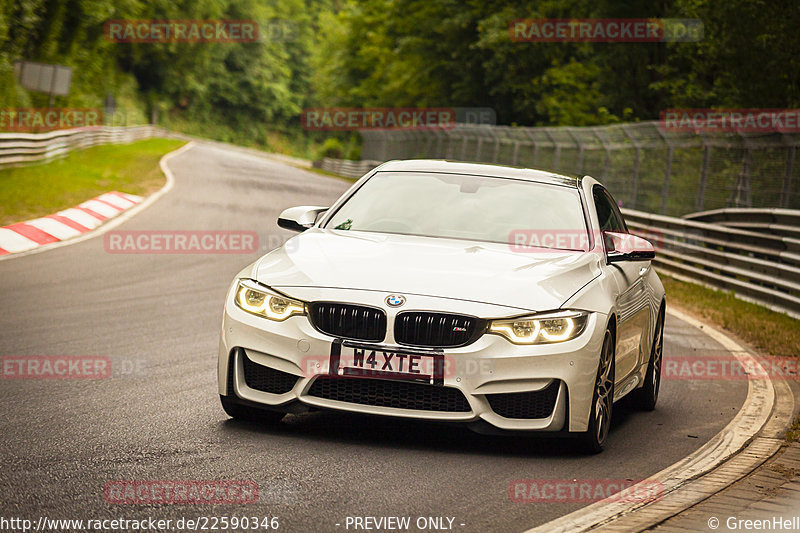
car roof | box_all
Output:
[374,159,581,188]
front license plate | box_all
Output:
[329,340,444,385]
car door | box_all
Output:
[593,186,651,385]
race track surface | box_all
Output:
[0,143,747,532]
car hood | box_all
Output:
[254,229,602,312]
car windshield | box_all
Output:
[324,172,589,251]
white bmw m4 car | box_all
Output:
[218,160,665,452]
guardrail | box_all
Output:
[313,157,381,179]
[623,208,800,319]
[684,208,800,240]
[0,126,169,169]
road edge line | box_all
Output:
[0,141,194,262]
[523,306,790,533]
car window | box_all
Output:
[605,189,629,232]
[325,172,590,250]
[593,186,626,233]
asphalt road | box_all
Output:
[0,142,747,533]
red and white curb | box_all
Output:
[0,141,194,262]
[0,192,143,255]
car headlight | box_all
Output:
[234,279,305,321]
[488,311,590,344]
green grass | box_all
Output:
[662,275,800,357]
[787,417,800,443]
[661,275,800,442]
[0,139,185,226]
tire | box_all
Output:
[631,306,664,411]
[579,330,615,454]
[220,395,285,424]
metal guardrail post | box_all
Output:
[661,143,674,214]
[418,130,431,158]
[512,139,520,166]
[696,138,711,212]
[567,128,585,175]
[442,129,454,159]
[592,127,611,181]
[475,133,484,162]
[621,124,641,210]
[460,128,470,161]
[491,127,501,163]
[654,125,675,214]
[730,146,753,208]
[544,129,560,169]
[782,139,796,209]
[382,131,390,161]
[434,129,445,157]
[523,129,539,167]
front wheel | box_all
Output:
[579,330,615,454]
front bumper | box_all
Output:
[217,286,607,433]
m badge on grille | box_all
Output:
[385,294,406,307]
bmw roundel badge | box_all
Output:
[385,294,406,307]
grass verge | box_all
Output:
[661,275,800,442]
[662,276,800,357]
[787,418,800,443]
[0,138,186,226]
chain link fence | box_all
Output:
[360,122,800,216]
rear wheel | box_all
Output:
[632,307,664,411]
[220,395,285,424]
[579,330,615,454]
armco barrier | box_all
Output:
[623,207,800,318]
[313,157,381,179]
[684,207,800,240]
[0,126,173,169]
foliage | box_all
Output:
[318,137,344,158]
[1,0,798,147]
[310,0,800,125]
[660,275,800,358]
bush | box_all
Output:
[346,143,362,160]
[319,138,345,159]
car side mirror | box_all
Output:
[604,231,655,263]
[277,206,328,232]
